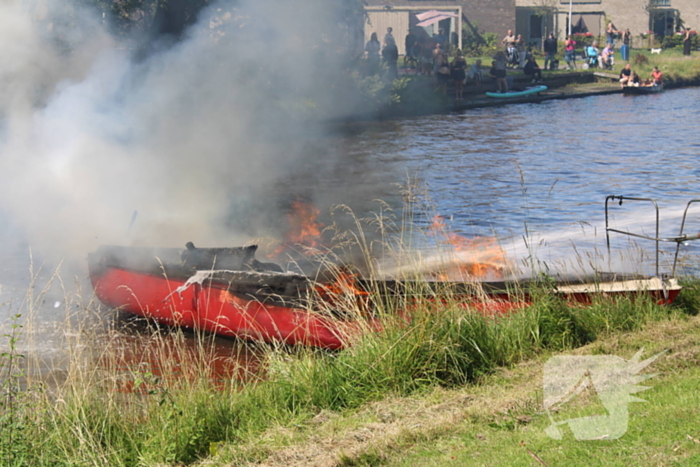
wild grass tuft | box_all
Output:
[671,277,700,316]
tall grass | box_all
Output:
[1,280,693,466]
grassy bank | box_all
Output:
[253,314,700,467]
[465,45,700,84]
[1,273,699,466]
[358,45,700,119]
[588,47,700,87]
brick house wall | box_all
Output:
[364,0,516,39]
[463,0,517,37]
[516,0,698,46]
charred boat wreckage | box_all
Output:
[88,196,696,348]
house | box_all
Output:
[366,0,695,55]
[515,0,698,48]
[363,0,516,56]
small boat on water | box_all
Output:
[486,85,547,98]
[88,195,692,349]
[622,82,664,95]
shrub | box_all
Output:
[633,53,649,65]
[661,32,699,50]
[571,33,596,49]
[461,27,497,57]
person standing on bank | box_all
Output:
[382,40,399,79]
[450,50,467,99]
[544,32,557,71]
[365,33,381,75]
[564,36,577,70]
[404,29,417,66]
[516,34,527,68]
[467,59,483,86]
[491,51,508,92]
[384,27,395,48]
[434,29,448,51]
[606,22,618,46]
[621,28,631,62]
[434,51,451,94]
[683,28,692,57]
[432,42,443,74]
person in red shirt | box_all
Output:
[651,66,663,85]
[564,36,577,70]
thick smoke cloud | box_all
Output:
[0,0,358,272]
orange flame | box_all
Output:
[429,215,508,280]
[287,200,323,248]
[315,267,370,311]
[269,200,325,258]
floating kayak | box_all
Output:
[486,85,547,98]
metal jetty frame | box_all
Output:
[605,195,700,277]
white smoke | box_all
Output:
[0,0,358,272]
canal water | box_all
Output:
[281,86,700,277]
[2,86,700,383]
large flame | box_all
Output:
[429,215,509,280]
[269,200,325,258]
[287,200,323,248]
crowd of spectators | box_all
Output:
[364,21,678,95]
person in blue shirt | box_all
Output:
[621,29,631,61]
[586,42,600,67]
[433,29,447,51]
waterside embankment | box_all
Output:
[338,71,620,122]
[345,64,700,121]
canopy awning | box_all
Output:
[415,10,458,27]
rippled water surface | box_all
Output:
[273,87,697,275]
[311,87,700,238]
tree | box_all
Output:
[151,0,210,39]
[81,0,364,52]
[76,0,209,38]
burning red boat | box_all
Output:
[89,195,699,348]
[88,243,358,349]
[87,242,681,349]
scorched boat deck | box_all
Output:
[88,242,680,349]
